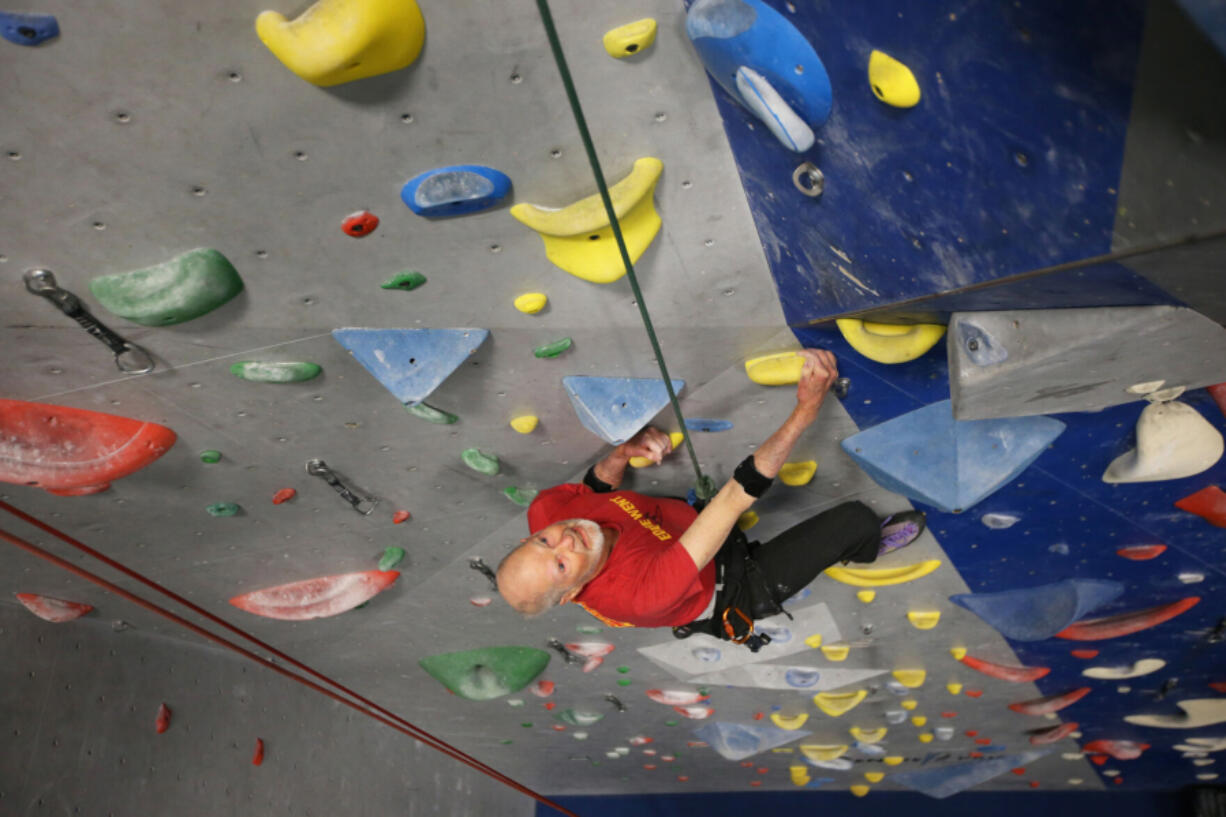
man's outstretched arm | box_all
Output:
[588,426,675,492]
[679,349,839,571]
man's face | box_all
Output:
[497,519,608,613]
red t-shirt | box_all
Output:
[526,483,716,628]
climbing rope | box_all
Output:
[534,0,716,500]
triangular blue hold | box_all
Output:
[890,750,1051,799]
[332,328,489,406]
[692,721,809,761]
[563,376,685,446]
[840,400,1065,513]
[950,579,1124,642]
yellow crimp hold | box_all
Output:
[824,560,941,588]
[911,716,928,727]
[510,415,539,434]
[850,784,870,798]
[804,633,824,649]
[868,49,921,108]
[513,293,548,314]
[789,765,811,786]
[737,511,760,531]
[770,712,809,730]
[798,744,848,762]
[603,18,657,58]
[820,643,850,662]
[893,669,926,688]
[864,772,885,783]
[744,351,804,385]
[510,157,663,284]
[255,0,425,87]
[856,590,877,603]
[901,699,918,711]
[949,646,967,661]
[907,610,941,630]
[918,733,934,744]
[883,756,904,766]
[630,431,685,467]
[779,460,817,486]
[770,748,794,754]
[813,690,867,717]
[849,726,887,744]
[835,319,945,364]
[947,682,963,695]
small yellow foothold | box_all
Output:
[821,643,850,662]
[893,669,927,688]
[824,560,941,588]
[850,784,870,798]
[907,610,941,630]
[864,772,885,783]
[901,699,918,711]
[770,712,810,730]
[737,511,760,531]
[883,756,904,766]
[744,351,805,385]
[629,431,685,467]
[856,590,876,603]
[510,415,539,434]
[602,18,657,58]
[835,318,945,364]
[849,726,888,744]
[911,716,928,727]
[799,744,849,762]
[919,733,934,744]
[513,293,548,314]
[779,460,818,486]
[813,690,867,717]
[868,49,922,108]
[947,682,964,695]
[804,633,824,649]
[949,647,968,661]
[789,765,811,786]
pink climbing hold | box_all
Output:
[1208,383,1226,419]
[1115,545,1166,561]
[272,488,296,504]
[961,653,1051,682]
[229,570,400,620]
[1175,486,1226,527]
[1008,687,1091,716]
[1055,597,1200,640]
[393,510,411,524]
[15,593,93,623]
[1083,739,1149,760]
[252,738,265,766]
[1070,649,1099,660]
[468,595,492,607]
[1028,722,1079,745]
[531,680,555,697]
[673,704,714,719]
[341,210,379,237]
[646,689,709,705]
[155,703,172,734]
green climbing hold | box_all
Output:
[617,678,632,687]
[379,546,405,571]
[419,646,550,701]
[665,720,679,727]
[206,502,240,517]
[200,450,222,464]
[576,624,602,634]
[698,687,710,696]
[617,666,630,673]
[521,722,533,728]
[504,486,538,507]
[381,271,428,291]
[461,448,500,476]
[500,739,513,745]
[230,361,322,383]
[89,248,243,326]
[533,337,573,359]
[405,403,458,424]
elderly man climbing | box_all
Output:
[497,349,925,647]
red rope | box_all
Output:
[0,501,581,817]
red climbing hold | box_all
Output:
[643,763,657,770]
[1030,781,1041,789]
[646,689,709,705]
[975,738,992,745]
[1210,682,1226,694]
[630,736,654,746]
[230,570,399,620]
[1175,486,1226,527]
[750,780,763,787]
[941,712,957,718]
[965,689,984,698]
[677,775,689,782]
[965,730,979,737]
[532,680,555,698]
[0,399,177,495]
[1055,597,1200,640]
[757,767,769,775]
[272,488,296,504]
[1029,722,1079,745]
[1208,383,1226,419]
[1113,778,1123,786]
[252,738,265,766]
[961,653,1051,682]
[543,702,555,711]
[1011,767,1026,775]
[1083,740,1149,760]
[740,761,754,768]
[1089,754,1108,766]
[1115,545,1167,561]
[155,703,171,734]
[753,711,764,720]
[969,751,984,758]
[341,210,379,237]
[15,593,93,623]
[1070,649,1099,660]
[1008,688,1091,716]
[552,725,566,732]
[393,510,411,524]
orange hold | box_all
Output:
[1070,649,1099,659]
[643,763,657,770]
[532,680,554,697]
[252,738,265,766]
[1030,781,1040,789]
[1175,485,1226,527]
[1113,778,1124,786]
[741,761,754,768]
[272,488,296,504]
[969,751,983,758]
[1090,754,1108,766]
[677,775,689,782]
[750,780,762,787]
[757,767,769,775]
[965,730,978,737]
[155,703,171,734]
[543,702,555,710]
[975,738,992,745]
[753,712,764,720]
[1115,545,1166,561]
[1056,598,1200,640]
[393,510,411,524]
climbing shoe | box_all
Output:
[878,510,926,555]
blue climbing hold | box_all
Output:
[562,376,685,446]
[685,418,734,433]
[950,579,1123,642]
[840,400,1065,513]
[890,750,1051,799]
[0,11,59,46]
[693,721,810,761]
[331,328,489,406]
[400,165,512,218]
[784,668,820,688]
[685,0,831,152]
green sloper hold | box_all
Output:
[504,486,538,506]
[379,546,405,571]
[419,646,550,701]
[200,450,222,463]
[405,403,457,424]
[89,248,243,326]
[230,361,322,383]
[533,337,573,359]
[206,502,240,517]
[462,448,500,475]
[381,271,427,291]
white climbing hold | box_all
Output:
[734,66,815,152]
[980,512,1020,529]
[1102,400,1224,483]
[1179,572,1206,584]
[1083,659,1166,680]
[1125,699,1226,729]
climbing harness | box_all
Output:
[24,268,154,374]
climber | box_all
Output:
[496,349,925,644]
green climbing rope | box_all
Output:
[533,0,715,500]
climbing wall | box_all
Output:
[2,0,1225,812]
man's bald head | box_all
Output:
[496,519,609,617]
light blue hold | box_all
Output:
[784,667,820,688]
[685,417,734,433]
[562,376,686,446]
[332,328,489,406]
[890,750,1051,799]
[693,721,809,761]
[0,11,59,46]
[949,578,1123,642]
[400,165,512,218]
[840,400,1066,513]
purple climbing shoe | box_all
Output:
[878,510,927,556]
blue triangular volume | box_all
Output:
[692,721,809,761]
[332,328,489,406]
[890,750,1051,799]
[840,400,1065,513]
[949,579,1124,642]
[563,376,685,445]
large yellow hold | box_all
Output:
[256,0,425,87]
[511,158,663,284]
[603,18,657,58]
[744,351,804,385]
[813,689,867,717]
[779,460,817,486]
[824,560,941,588]
[868,49,921,108]
[836,319,945,364]
[629,432,685,467]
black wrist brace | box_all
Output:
[733,456,773,498]
[583,465,614,494]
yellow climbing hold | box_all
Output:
[789,765,811,786]
[868,49,921,108]
[804,633,824,649]
[813,689,867,717]
[907,610,941,630]
[856,590,876,603]
[510,415,539,434]
[771,712,810,730]
[849,726,887,744]
[629,432,685,467]
[744,351,804,385]
[779,460,817,486]
[901,699,918,711]
[737,511,760,531]
[864,772,885,783]
[824,560,941,587]
[850,784,870,798]
[820,643,850,662]
[949,647,967,661]
[255,0,425,87]
[911,715,928,727]
[510,157,663,284]
[603,18,657,58]
[947,682,964,695]
[884,756,904,766]
[835,319,945,364]
[893,668,926,688]
[799,744,848,762]
[513,293,548,315]
[919,733,934,744]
